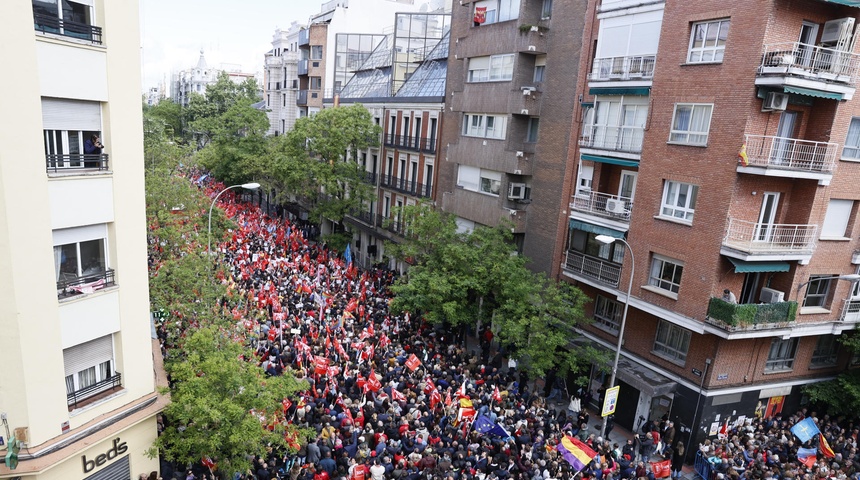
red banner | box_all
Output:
[406,354,421,371]
[651,460,671,478]
[474,6,487,24]
[313,356,329,375]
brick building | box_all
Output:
[560,0,860,451]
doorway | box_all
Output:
[754,192,780,242]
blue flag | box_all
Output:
[344,243,352,265]
[473,415,510,437]
[791,417,820,443]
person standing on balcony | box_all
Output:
[84,134,103,168]
[722,289,737,304]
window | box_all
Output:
[310,45,323,60]
[462,113,507,139]
[473,0,521,25]
[42,98,103,170]
[64,335,117,407]
[765,338,798,372]
[526,118,539,143]
[458,165,503,196]
[594,294,622,334]
[821,199,854,239]
[33,0,96,41]
[811,336,838,368]
[687,19,730,63]
[653,320,691,363]
[669,104,713,145]
[468,54,515,82]
[534,55,546,82]
[480,170,502,196]
[310,77,322,90]
[803,275,833,308]
[660,181,698,223]
[53,224,110,288]
[541,0,553,18]
[844,117,860,159]
[649,255,684,294]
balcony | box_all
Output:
[721,218,817,262]
[737,134,837,184]
[509,87,543,117]
[380,174,432,198]
[67,372,122,409]
[756,42,859,100]
[383,135,437,154]
[34,13,103,44]
[562,250,621,287]
[350,209,375,226]
[57,269,116,299]
[580,125,644,155]
[363,171,378,185]
[297,90,308,106]
[569,191,632,228]
[376,214,405,236]
[842,299,860,323]
[299,29,310,47]
[298,59,309,76]
[46,154,109,173]
[514,29,548,55]
[589,55,655,83]
[706,297,798,332]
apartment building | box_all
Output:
[437,0,585,273]
[264,25,302,136]
[0,1,162,478]
[561,0,860,449]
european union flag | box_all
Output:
[791,417,820,443]
[344,243,352,265]
[473,414,510,437]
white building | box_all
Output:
[1,1,164,479]
[263,24,302,136]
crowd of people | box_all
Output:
[150,175,859,480]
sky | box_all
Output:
[140,0,322,91]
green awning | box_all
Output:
[589,86,651,96]
[727,257,790,273]
[784,86,843,100]
[569,220,625,238]
[817,0,860,6]
[581,154,639,167]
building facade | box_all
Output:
[437,0,586,274]
[264,25,302,136]
[1,1,164,478]
[560,0,860,452]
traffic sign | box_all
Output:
[601,385,620,417]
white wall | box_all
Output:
[37,41,108,101]
[48,176,115,229]
[59,290,121,348]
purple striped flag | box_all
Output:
[556,435,597,472]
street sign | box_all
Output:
[601,385,620,417]
[692,368,702,377]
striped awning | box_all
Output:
[569,220,625,239]
[727,257,790,273]
[581,154,639,167]
[784,86,843,100]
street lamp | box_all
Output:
[594,234,634,439]
[207,183,261,257]
[795,274,860,302]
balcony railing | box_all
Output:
[298,59,309,76]
[759,42,860,85]
[46,154,109,173]
[376,214,405,235]
[297,90,308,106]
[363,171,378,184]
[589,55,656,81]
[580,125,645,153]
[742,134,838,174]
[379,174,432,198]
[34,13,103,44]
[383,135,437,154]
[722,218,817,254]
[570,191,632,221]
[350,209,375,226]
[67,372,122,408]
[706,297,798,331]
[298,29,310,47]
[57,268,116,299]
[842,299,860,322]
[563,250,621,287]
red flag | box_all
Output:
[202,456,217,470]
[821,435,836,458]
[366,371,382,392]
[651,460,671,478]
[391,389,406,402]
[430,389,442,409]
[268,328,277,342]
[457,381,468,399]
[405,354,421,371]
[345,298,358,313]
[313,356,329,375]
[378,333,391,348]
[282,398,293,413]
[367,321,374,335]
[326,365,340,378]
[492,385,502,403]
[445,391,452,407]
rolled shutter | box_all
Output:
[42,98,102,131]
[63,335,113,377]
[84,455,130,480]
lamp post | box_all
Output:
[595,234,634,439]
[795,274,860,302]
[207,182,261,257]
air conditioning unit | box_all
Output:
[605,198,627,214]
[516,151,524,157]
[763,92,789,111]
[821,17,855,46]
[759,287,785,304]
[508,182,526,200]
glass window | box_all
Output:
[845,118,860,159]
[594,294,621,334]
[653,320,691,363]
[811,336,838,368]
[468,54,514,82]
[765,338,798,372]
[688,19,730,63]
[541,0,553,18]
[78,366,96,389]
[803,275,833,308]
[669,104,713,145]
[649,255,684,294]
[462,114,506,139]
[660,181,698,222]
[480,175,501,195]
[526,118,539,143]
[310,77,322,90]
[54,238,106,283]
[534,65,545,83]
[310,45,323,60]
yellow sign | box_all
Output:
[601,386,620,417]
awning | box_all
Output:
[727,257,790,273]
[581,153,639,167]
[588,86,651,96]
[816,0,860,6]
[569,220,625,238]
[784,86,843,100]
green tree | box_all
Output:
[386,205,606,377]
[803,333,860,415]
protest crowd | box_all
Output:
[149,175,859,480]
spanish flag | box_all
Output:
[820,434,836,458]
[738,143,750,166]
[556,435,597,472]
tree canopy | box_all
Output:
[803,333,860,415]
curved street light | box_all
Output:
[795,274,860,302]
[207,182,261,257]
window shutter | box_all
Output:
[457,165,481,191]
[83,456,130,480]
[42,98,102,131]
[52,224,108,246]
[822,199,853,238]
[63,335,113,377]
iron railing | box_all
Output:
[298,59,309,76]
[379,174,432,198]
[759,42,860,84]
[563,251,621,287]
[67,373,122,408]
[46,154,109,173]
[383,135,437,154]
[297,90,308,106]
[580,125,645,153]
[742,134,837,173]
[349,209,375,226]
[34,13,103,44]
[569,191,632,221]
[363,171,378,184]
[298,29,310,47]
[57,269,116,299]
[376,214,405,235]
[842,298,860,322]
[589,54,656,81]
[722,218,817,254]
